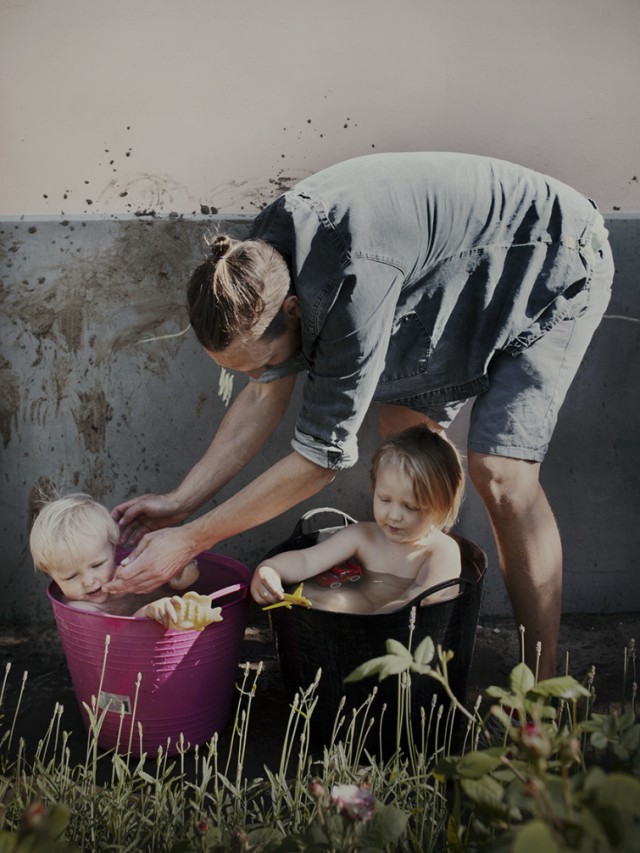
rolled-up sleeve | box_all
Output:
[291,258,403,469]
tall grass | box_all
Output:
[0,625,638,852]
[0,651,451,851]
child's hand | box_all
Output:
[251,564,285,606]
[139,595,182,628]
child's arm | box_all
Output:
[134,595,182,627]
[251,524,366,604]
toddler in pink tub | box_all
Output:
[30,494,220,629]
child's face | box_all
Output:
[373,461,435,546]
[47,532,117,604]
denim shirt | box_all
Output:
[249,152,603,470]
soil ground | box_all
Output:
[0,606,637,780]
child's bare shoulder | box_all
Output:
[426,533,461,576]
[329,520,377,545]
[436,531,462,562]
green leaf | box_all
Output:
[589,731,609,750]
[456,750,505,779]
[378,655,412,680]
[302,822,332,846]
[583,766,607,793]
[460,775,509,818]
[433,755,461,780]
[344,655,391,682]
[410,661,434,676]
[617,708,638,730]
[247,827,286,843]
[595,773,640,814]
[620,723,640,751]
[509,663,535,694]
[360,803,408,846]
[513,820,561,852]
[385,638,412,659]
[485,685,510,700]
[413,635,435,666]
[136,769,157,785]
[446,815,465,853]
[530,675,590,700]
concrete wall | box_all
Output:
[1,0,639,623]
[1,214,638,624]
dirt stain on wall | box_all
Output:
[71,387,114,454]
[0,355,20,447]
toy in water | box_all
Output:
[170,591,223,630]
[263,583,312,611]
[169,559,200,590]
[314,560,363,589]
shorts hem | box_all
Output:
[466,441,547,463]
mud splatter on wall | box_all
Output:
[72,387,114,454]
[0,215,254,623]
[1,218,219,451]
[0,355,20,447]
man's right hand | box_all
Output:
[105,526,198,594]
[111,493,190,546]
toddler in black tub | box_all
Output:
[251,425,465,614]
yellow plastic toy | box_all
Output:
[263,583,312,611]
[170,591,223,630]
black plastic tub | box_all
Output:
[266,510,487,752]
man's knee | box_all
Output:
[467,451,541,514]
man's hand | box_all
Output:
[111,493,190,546]
[104,527,196,594]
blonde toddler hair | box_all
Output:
[30,493,119,576]
[371,425,464,531]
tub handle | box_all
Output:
[299,507,357,525]
[207,583,248,606]
[291,507,358,539]
[409,576,475,607]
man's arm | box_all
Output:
[106,449,336,593]
[113,373,298,543]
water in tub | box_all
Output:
[302,568,458,615]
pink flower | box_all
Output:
[309,779,325,799]
[22,801,47,829]
[330,784,376,822]
[519,721,552,758]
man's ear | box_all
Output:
[283,295,301,319]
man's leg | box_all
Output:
[467,451,561,680]
[464,233,613,679]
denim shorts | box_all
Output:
[416,226,615,463]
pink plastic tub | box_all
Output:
[47,549,251,756]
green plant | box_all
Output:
[344,627,640,851]
[1,626,638,851]
[0,801,79,852]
